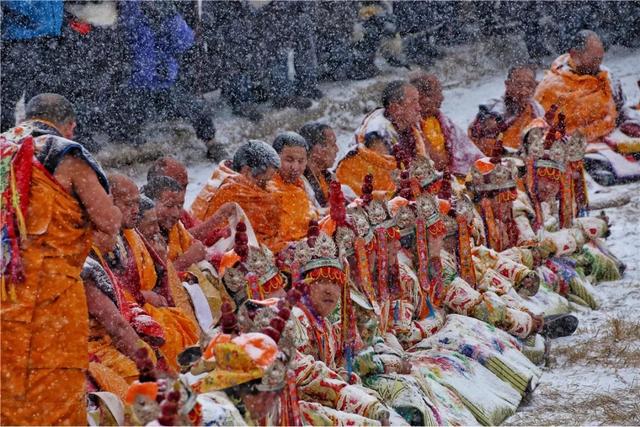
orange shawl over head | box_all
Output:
[197,174,282,252]
[535,54,617,142]
[271,172,318,244]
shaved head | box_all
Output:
[25,93,77,139]
[109,173,138,199]
[569,30,604,75]
[26,93,75,124]
[410,73,443,117]
[108,174,140,229]
[147,157,189,189]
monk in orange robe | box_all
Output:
[338,81,426,196]
[271,132,318,243]
[469,65,545,155]
[535,30,624,142]
[145,156,231,246]
[142,175,210,273]
[410,73,483,175]
[82,255,151,398]
[190,159,237,221]
[108,174,198,371]
[190,140,284,252]
[1,95,121,425]
[299,122,339,208]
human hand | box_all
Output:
[142,290,168,307]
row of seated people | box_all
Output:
[81,35,629,424]
[2,29,634,424]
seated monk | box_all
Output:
[83,238,159,402]
[348,80,424,162]
[469,65,545,156]
[136,195,206,330]
[271,132,319,243]
[143,176,208,272]
[410,73,483,175]
[190,160,238,221]
[107,174,198,371]
[336,130,398,198]
[299,122,339,209]
[606,80,640,153]
[189,140,284,252]
[535,30,625,143]
[145,156,231,246]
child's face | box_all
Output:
[308,278,341,318]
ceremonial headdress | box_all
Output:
[409,156,444,195]
[220,222,287,301]
[124,347,201,426]
[470,157,519,202]
[192,290,300,394]
[521,106,584,229]
[469,157,521,251]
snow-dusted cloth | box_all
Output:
[341,108,427,164]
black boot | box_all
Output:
[541,313,579,339]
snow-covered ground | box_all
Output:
[126,45,640,425]
[508,178,640,425]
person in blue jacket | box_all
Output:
[1,0,64,131]
[112,0,220,157]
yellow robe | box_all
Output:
[336,145,396,196]
[167,220,194,264]
[122,229,198,371]
[1,166,90,425]
[271,172,318,243]
[420,116,449,171]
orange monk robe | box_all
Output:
[500,104,539,151]
[167,220,195,263]
[535,53,618,142]
[88,362,130,403]
[271,172,319,243]
[469,104,541,154]
[1,166,90,425]
[122,229,199,371]
[420,116,449,171]
[192,174,283,252]
[335,145,396,197]
[88,319,140,386]
[190,160,237,221]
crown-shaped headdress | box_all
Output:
[221,222,286,300]
[522,106,579,180]
[410,156,443,193]
[470,157,518,194]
